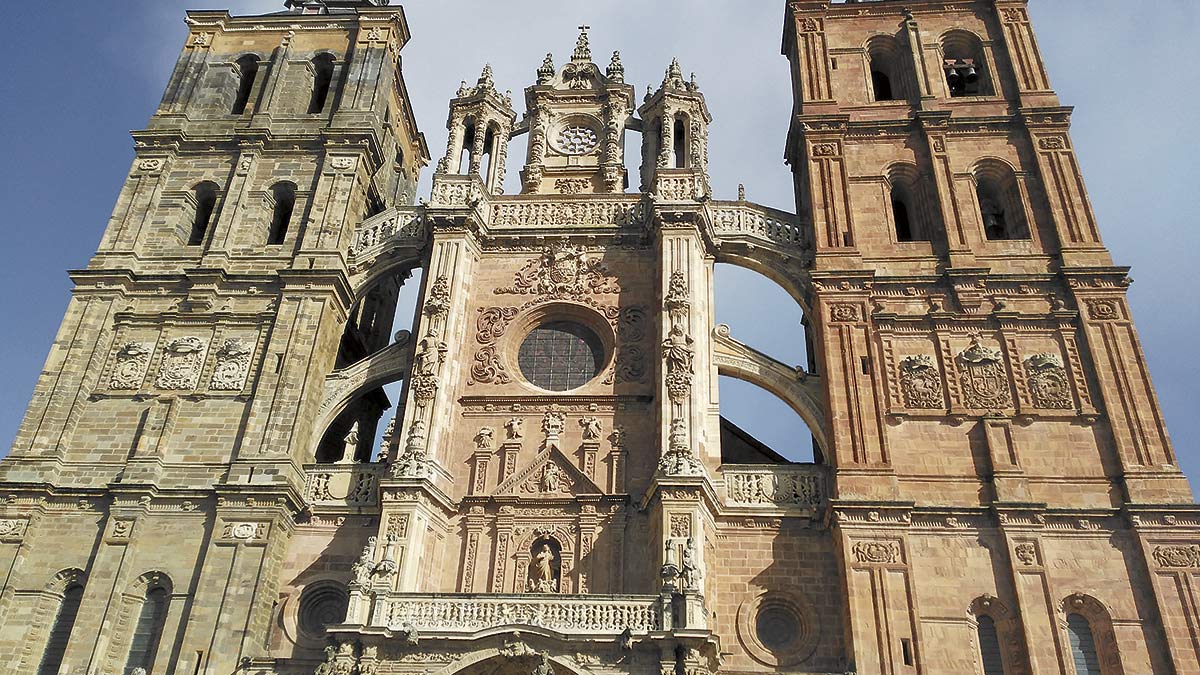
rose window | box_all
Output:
[556,126,599,155]
[518,321,605,391]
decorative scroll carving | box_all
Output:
[210,338,253,391]
[384,594,660,634]
[522,461,570,495]
[491,199,643,228]
[1024,353,1072,410]
[0,519,28,539]
[829,303,860,323]
[470,307,519,385]
[110,342,153,390]
[669,514,691,538]
[899,355,944,409]
[155,337,207,390]
[956,339,1011,409]
[1084,299,1120,321]
[495,242,620,297]
[725,470,821,507]
[1153,545,1200,569]
[852,541,899,564]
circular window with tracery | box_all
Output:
[737,590,818,667]
[556,125,599,155]
[518,321,605,391]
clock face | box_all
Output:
[556,125,599,155]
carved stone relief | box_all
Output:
[898,354,944,409]
[956,339,1011,409]
[495,242,620,298]
[1153,545,1200,569]
[852,541,900,565]
[470,307,520,385]
[1024,353,1073,410]
[110,342,153,390]
[155,337,208,390]
[210,338,254,391]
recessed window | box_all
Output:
[756,605,801,651]
[518,321,604,391]
[297,584,348,640]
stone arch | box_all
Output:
[1058,593,1124,675]
[101,571,179,675]
[16,568,88,674]
[710,250,812,317]
[510,525,577,594]
[938,29,993,96]
[864,33,906,101]
[882,161,936,242]
[712,324,828,454]
[968,594,1028,675]
[971,158,1031,241]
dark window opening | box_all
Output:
[672,117,687,168]
[37,585,84,675]
[892,197,914,241]
[188,183,219,246]
[481,126,496,184]
[297,584,348,640]
[459,123,475,174]
[980,195,1009,240]
[268,183,295,245]
[231,55,259,115]
[977,616,1005,675]
[900,638,913,666]
[872,70,895,101]
[308,53,336,114]
[125,587,169,675]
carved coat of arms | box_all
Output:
[956,339,1011,409]
[495,242,620,297]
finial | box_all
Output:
[478,63,494,90]
[456,80,468,98]
[606,50,625,82]
[738,184,746,201]
[645,84,653,103]
[663,58,685,89]
[573,24,592,62]
[537,53,555,84]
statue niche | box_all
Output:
[526,538,562,593]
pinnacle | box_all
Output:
[606,50,624,82]
[572,24,592,62]
[478,63,494,89]
[537,53,555,84]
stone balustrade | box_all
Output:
[722,465,825,509]
[376,593,662,635]
[707,200,811,252]
[303,462,385,508]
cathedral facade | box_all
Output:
[1,1,1197,674]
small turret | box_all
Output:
[638,58,712,199]
[435,63,517,195]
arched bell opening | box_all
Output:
[714,263,825,462]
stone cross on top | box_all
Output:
[572,24,592,62]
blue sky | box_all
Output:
[0,2,1196,485]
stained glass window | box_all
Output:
[518,321,604,391]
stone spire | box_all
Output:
[477,63,495,92]
[537,53,555,85]
[663,58,686,90]
[607,50,624,83]
[572,24,592,62]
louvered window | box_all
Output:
[124,588,168,675]
[1067,613,1102,675]
[37,585,84,675]
[977,615,1005,675]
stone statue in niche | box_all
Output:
[541,462,564,493]
[680,537,702,590]
[526,541,560,593]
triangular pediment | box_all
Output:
[494,447,604,497]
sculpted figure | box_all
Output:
[527,543,559,593]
